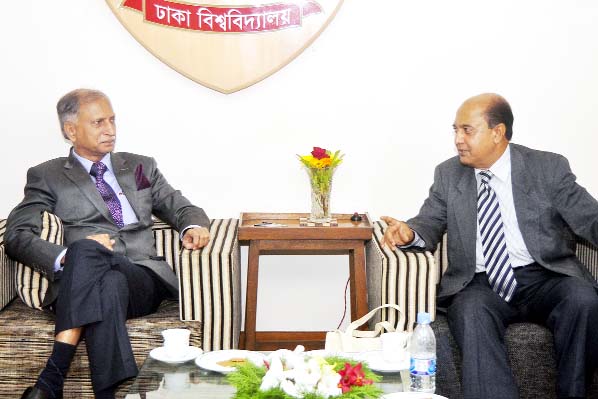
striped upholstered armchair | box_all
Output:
[0,212,240,398]
[366,220,598,399]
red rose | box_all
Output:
[337,362,373,393]
[311,147,330,160]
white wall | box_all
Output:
[1,0,597,332]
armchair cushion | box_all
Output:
[13,212,62,310]
[0,219,17,311]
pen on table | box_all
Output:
[253,222,287,227]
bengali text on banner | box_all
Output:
[122,0,323,33]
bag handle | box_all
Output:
[350,320,396,338]
[344,304,403,338]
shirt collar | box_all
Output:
[475,144,511,183]
[72,149,113,175]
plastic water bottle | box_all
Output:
[409,312,436,393]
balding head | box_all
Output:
[453,93,512,169]
[462,93,514,141]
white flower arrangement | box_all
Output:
[227,345,382,399]
[259,346,342,398]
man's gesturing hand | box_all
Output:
[380,216,415,248]
[182,227,211,250]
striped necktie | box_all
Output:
[477,170,517,302]
[90,162,124,228]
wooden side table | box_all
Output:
[238,212,373,351]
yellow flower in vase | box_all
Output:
[297,147,344,222]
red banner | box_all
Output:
[122,0,322,33]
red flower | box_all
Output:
[337,362,373,393]
[311,147,330,160]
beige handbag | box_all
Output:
[325,304,409,353]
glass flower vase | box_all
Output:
[306,167,334,223]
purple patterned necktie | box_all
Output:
[90,162,124,228]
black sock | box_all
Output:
[94,386,115,399]
[35,341,76,397]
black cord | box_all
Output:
[336,276,350,330]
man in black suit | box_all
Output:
[383,93,598,398]
[6,89,211,399]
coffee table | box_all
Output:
[124,354,408,398]
[238,212,374,350]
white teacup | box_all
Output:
[163,372,190,391]
[381,331,410,365]
[162,328,190,359]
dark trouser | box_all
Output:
[443,263,598,399]
[54,239,169,392]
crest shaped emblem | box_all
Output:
[106,0,343,93]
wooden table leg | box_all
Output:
[244,240,260,350]
[349,243,368,323]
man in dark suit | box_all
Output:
[382,93,598,398]
[5,89,211,399]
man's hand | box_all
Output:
[182,227,210,250]
[86,233,115,251]
[380,216,415,248]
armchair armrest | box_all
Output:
[178,219,241,351]
[0,219,17,311]
[576,237,598,282]
[145,218,243,351]
[366,220,439,332]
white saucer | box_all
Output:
[360,350,409,373]
[149,346,203,363]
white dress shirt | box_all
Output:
[474,145,534,272]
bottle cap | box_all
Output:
[417,312,431,324]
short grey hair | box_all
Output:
[56,89,110,140]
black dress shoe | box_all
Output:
[20,386,63,399]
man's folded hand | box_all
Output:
[86,233,115,250]
[182,227,210,250]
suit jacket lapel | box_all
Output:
[454,167,478,268]
[510,145,541,260]
[63,150,115,223]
